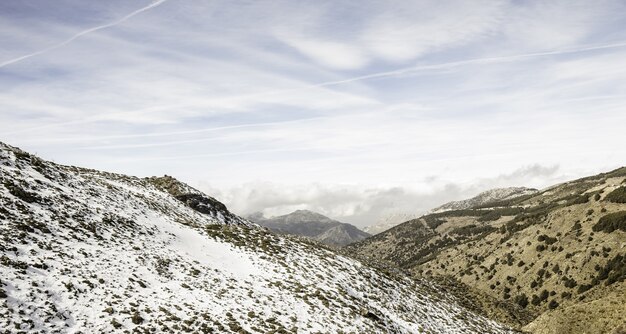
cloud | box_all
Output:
[277,33,369,70]
[500,0,624,50]
[196,164,565,228]
[274,0,504,69]
[1,0,626,227]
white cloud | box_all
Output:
[277,33,370,70]
[196,164,566,227]
[500,0,623,50]
[2,0,626,227]
[274,0,505,69]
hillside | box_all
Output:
[431,187,538,213]
[347,169,626,333]
[0,142,519,333]
[249,210,370,246]
[364,213,420,235]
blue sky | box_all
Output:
[2,0,626,226]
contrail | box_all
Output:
[307,40,626,89]
[0,0,169,69]
[16,115,333,145]
[116,147,318,162]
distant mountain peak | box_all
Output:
[431,186,538,213]
[248,209,369,246]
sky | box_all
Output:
[1,0,626,227]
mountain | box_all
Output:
[431,187,539,213]
[249,210,370,246]
[363,212,421,235]
[0,142,518,333]
[347,169,626,334]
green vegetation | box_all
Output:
[423,216,446,230]
[429,209,487,218]
[593,254,626,286]
[511,202,559,223]
[473,193,537,209]
[513,294,528,308]
[537,234,558,245]
[592,211,626,233]
[564,193,590,206]
[604,187,626,203]
[450,224,497,236]
[477,207,524,222]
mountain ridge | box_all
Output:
[431,187,539,213]
[347,168,626,333]
[0,141,518,333]
[248,209,370,246]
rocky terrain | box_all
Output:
[347,170,626,334]
[249,210,370,246]
[0,142,519,333]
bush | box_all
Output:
[594,254,626,286]
[478,207,524,222]
[564,193,590,206]
[548,300,559,309]
[450,224,496,236]
[514,294,528,308]
[605,187,626,203]
[578,284,592,293]
[537,234,558,244]
[593,211,626,233]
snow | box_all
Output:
[0,142,519,333]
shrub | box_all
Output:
[594,254,626,286]
[605,187,626,203]
[548,300,559,309]
[564,193,590,206]
[450,224,496,236]
[563,277,577,288]
[478,207,524,222]
[578,284,592,293]
[131,312,144,324]
[593,211,626,233]
[514,294,528,308]
[531,295,541,306]
[537,234,558,244]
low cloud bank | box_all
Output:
[197,164,564,228]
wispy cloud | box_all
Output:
[198,164,565,227]
[1,0,626,225]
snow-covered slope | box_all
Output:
[0,142,518,333]
[364,213,421,235]
[431,187,538,213]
